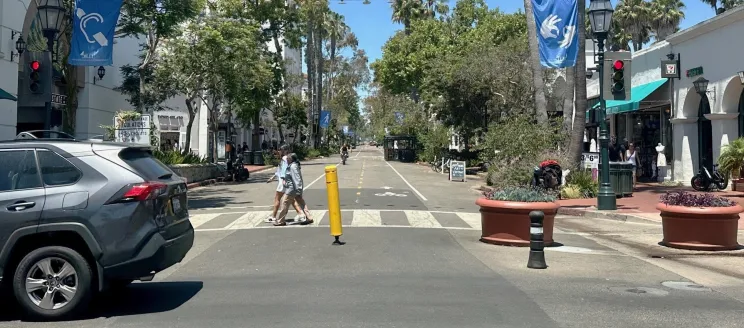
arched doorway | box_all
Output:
[698,95,713,172]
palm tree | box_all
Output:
[391,0,424,34]
[325,12,349,101]
[523,0,549,125]
[649,0,685,41]
[570,0,588,165]
[614,0,651,51]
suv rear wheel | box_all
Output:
[12,246,93,320]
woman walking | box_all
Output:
[274,153,313,226]
[627,142,639,186]
[266,145,301,223]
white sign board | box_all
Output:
[114,115,151,145]
[580,152,599,181]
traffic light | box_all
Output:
[603,51,631,101]
[29,60,42,94]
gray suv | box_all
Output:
[0,132,194,320]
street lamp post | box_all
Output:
[588,0,617,210]
[36,0,67,132]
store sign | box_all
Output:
[581,152,599,181]
[114,115,150,145]
[660,60,680,79]
[449,161,467,182]
[686,66,704,78]
[52,93,67,105]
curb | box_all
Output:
[187,178,223,189]
[557,207,659,225]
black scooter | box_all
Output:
[691,164,728,191]
[226,155,250,182]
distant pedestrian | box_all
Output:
[274,153,312,226]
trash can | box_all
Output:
[618,163,634,197]
[600,163,623,198]
[244,151,253,165]
[253,150,264,166]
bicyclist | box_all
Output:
[340,144,349,157]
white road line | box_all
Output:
[305,161,341,189]
[196,225,480,232]
[384,160,428,201]
[351,210,382,226]
[456,212,481,229]
[309,210,327,226]
[405,210,442,228]
[189,213,222,229]
[228,211,272,229]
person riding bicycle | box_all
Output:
[340,144,349,157]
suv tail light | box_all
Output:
[121,182,167,202]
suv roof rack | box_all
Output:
[15,130,77,141]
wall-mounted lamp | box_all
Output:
[10,31,26,62]
[93,66,106,84]
[693,77,716,101]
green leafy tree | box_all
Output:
[117,0,205,113]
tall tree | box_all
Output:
[117,0,204,113]
[570,0,588,165]
[649,0,685,41]
[614,0,651,51]
[522,0,549,125]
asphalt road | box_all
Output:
[2,146,743,327]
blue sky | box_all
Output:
[326,0,718,65]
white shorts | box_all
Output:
[276,180,285,193]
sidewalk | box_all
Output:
[558,182,744,230]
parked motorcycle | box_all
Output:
[691,164,728,191]
[225,155,250,182]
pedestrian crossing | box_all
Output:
[190,210,482,231]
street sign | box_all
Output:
[660,60,680,79]
[114,114,151,145]
[52,93,67,105]
[449,161,466,182]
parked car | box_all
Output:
[0,131,194,320]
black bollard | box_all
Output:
[527,210,548,269]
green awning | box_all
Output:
[590,79,667,116]
[0,88,17,101]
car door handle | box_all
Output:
[7,201,35,211]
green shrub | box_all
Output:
[566,169,598,198]
[486,161,534,188]
[291,143,309,160]
[263,151,280,166]
[484,185,557,202]
[152,149,207,165]
[560,184,583,199]
[307,149,321,159]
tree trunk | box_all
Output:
[523,0,549,126]
[314,23,324,147]
[251,111,261,151]
[328,35,336,101]
[570,0,588,167]
[562,66,576,134]
[137,69,146,113]
[306,26,315,147]
[183,96,197,155]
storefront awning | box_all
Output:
[589,79,668,115]
[0,88,17,101]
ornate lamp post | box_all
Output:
[37,0,67,131]
[97,66,106,80]
[588,0,617,210]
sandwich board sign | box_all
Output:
[449,161,466,182]
[114,115,150,145]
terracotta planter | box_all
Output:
[476,198,559,247]
[657,203,743,251]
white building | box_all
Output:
[0,0,210,154]
[586,6,744,184]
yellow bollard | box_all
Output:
[325,165,345,245]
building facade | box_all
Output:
[586,6,744,184]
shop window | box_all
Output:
[158,116,170,131]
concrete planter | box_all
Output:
[657,203,743,251]
[168,164,221,184]
[476,198,559,247]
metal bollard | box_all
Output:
[325,165,345,245]
[527,210,547,269]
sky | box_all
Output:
[319,0,720,111]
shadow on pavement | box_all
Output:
[0,281,203,322]
[188,188,256,209]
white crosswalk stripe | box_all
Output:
[189,210,480,231]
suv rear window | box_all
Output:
[119,149,175,181]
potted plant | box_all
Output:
[657,191,742,251]
[718,138,744,190]
[476,186,559,247]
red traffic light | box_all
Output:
[613,60,624,70]
[30,60,40,71]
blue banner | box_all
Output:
[69,0,124,66]
[533,0,579,68]
[319,110,330,128]
[342,125,349,135]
